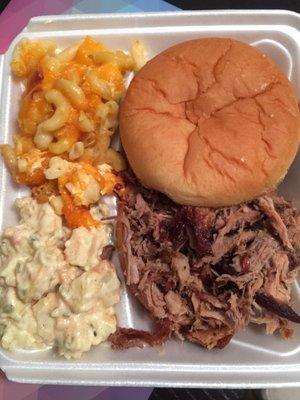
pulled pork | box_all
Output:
[112,173,300,350]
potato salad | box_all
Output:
[0,197,120,358]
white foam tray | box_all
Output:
[0,10,300,387]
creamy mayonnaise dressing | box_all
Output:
[0,285,45,349]
[0,197,120,358]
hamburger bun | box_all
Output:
[120,38,300,207]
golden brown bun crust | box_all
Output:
[120,38,300,207]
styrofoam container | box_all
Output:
[0,10,300,387]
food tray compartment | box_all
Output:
[0,10,300,387]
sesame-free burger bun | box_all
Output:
[120,38,300,207]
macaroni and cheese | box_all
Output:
[1,36,146,228]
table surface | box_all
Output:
[168,0,299,12]
[0,1,299,399]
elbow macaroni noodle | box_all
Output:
[55,78,86,109]
[131,40,147,71]
[0,145,17,175]
[69,141,84,160]
[41,89,71,131]
[92,50,133,71]
[34,90,71,149]
[86,70,113,100]
[78,111,95,132]
[33,131,53,150]
[55,41,82,64]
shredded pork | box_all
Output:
[112,173,300,350]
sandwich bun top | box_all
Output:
[120,38,300,207]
